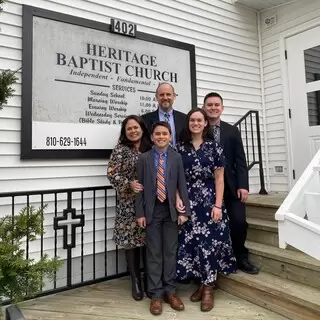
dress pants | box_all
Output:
[146,199,178,299]
[224,186,249,261]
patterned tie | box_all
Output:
[213,125,219,143]
[156,153,166,202]
[164,112,170,123]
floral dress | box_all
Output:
[176,140,237,285]
[107,143,145,249]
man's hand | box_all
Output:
[137,217,146,228]
[178,215,188,225]
[175,197,186,214]
[237,188,249,203]
[130,180,143,193]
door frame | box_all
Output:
[280,19,320,190]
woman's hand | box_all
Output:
[211,205,222,222]
[130,180,143,193]
[178,215,188,225]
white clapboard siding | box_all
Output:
[0,0,263,191]
[260,0,320,192]
[0,0,263,261]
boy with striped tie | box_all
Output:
[135,121,191,316]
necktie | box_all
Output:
[213,125,219,143]
[156,153,166,202]
[164,112,170,123]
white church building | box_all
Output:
[2,0,320,194]
[1,0,320,319]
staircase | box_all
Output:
[218,193,320,320]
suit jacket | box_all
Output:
[219,121,249,199]
[135,147,191,224]
[141,109,187,143]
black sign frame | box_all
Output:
[21,5,197,159]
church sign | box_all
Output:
[21,6,196,159]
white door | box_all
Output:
[286,25,320,184]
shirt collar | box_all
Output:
[158,107,173,116]
[154,146,168,156]
[212,120,221,127]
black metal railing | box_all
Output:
[234,110,267,195]
[0,186,127,305]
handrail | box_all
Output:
[0,185,113,198]
[234,110,267,195]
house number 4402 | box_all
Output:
[110,18,137,37]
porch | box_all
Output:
[2,187,320,320]
[19,277,286,320]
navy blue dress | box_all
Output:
[176,140,237,285]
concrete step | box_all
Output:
[247,218,279,247]
[246,202,277,221]
[246,218,299,252]
[218,271,320,320]
[246,240,320,290]
[246,193,285,221]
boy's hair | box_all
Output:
[203,92,223,105]
[151,121,172,135]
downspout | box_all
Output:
[257,10,271,191]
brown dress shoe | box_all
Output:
[150,299,162,315]
[201,285,214,312]
[190,284,204,302]
[164,293,185,311]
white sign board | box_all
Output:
[21,6,197,159]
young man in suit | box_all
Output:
[141,82,186,146]
[135,121,190,315]
[202,92,259,275]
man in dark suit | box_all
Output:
[203,92,259,275]
[135,121,191,315]
[141,82,186,146]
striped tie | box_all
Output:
[156,153,166,202]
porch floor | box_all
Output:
[20,277,287,319]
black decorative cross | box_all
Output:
[53,208,85,250]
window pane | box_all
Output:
[304,45,320,83]
[307,90,320,126]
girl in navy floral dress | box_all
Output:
[175,108,236,312]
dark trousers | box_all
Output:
[146,199,178,299]
[224,188,249,261]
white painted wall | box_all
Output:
[0,0,262,196]
[260,0,320,192]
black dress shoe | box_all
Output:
[238,258,259,274]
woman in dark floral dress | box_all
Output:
[107,115,152,301]
[176,108,237,312]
